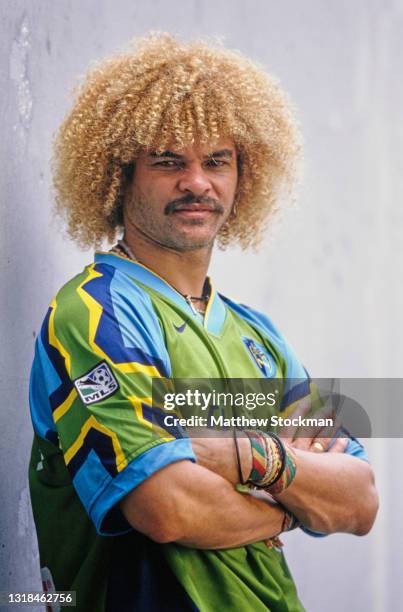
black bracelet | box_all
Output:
[264,432,287,487]
[233,428,246,485]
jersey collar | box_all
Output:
[94,252,227,336]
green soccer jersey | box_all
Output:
[29,252,364,611]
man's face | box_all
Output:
[124,139,238,251]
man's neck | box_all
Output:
[123,230,212,298]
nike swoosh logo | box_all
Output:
[173,322,187,333]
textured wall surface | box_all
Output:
[1,1,402,610]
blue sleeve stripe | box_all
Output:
[300,524,327,538]
[344,436,369,462]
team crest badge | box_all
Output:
[74,361,119,405]
[242,338,276,377]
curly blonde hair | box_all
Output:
[53,32,301,249]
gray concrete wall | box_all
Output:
[1,1,402,610]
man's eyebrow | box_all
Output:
[205,149,234,159]
[148,149,235,160]
[148,151,183,159]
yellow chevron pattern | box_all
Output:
[64,414,128,472]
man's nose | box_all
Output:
[177,166,212,195]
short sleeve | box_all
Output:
[29,263,195,535]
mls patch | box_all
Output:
[74,361,119,405]
[242,337,276,377]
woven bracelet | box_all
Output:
[263,432,286,488]
[245,431,268,484]
[265,443,298,496]
[245,431,297,496]
[246,431,285,488]
[233,429,246,485]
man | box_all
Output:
[29,33,378,611]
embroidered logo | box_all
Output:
[173,321,187,333]
[242,338,276,377]
[74,361,119,405]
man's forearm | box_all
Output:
[274,449,378,535]
[175,472,285,549]
[192,435,378,536]
[121,460,285,549]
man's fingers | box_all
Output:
[292,403,337,444]
[280,398,347,454]
[310,438,329,453]
[307,415,344,453]
[316,415,343,441]
[328,437,349,454]
[291,437,313,451]
[279,397,311,441]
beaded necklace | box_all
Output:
[110,239,210,316]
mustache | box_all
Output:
[164,194,224,215]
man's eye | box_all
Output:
[206,159,226,167]
[154,160,181,168]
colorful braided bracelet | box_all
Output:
[267,443,298,496]
[245,430,297,495]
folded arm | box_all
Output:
[272,446,377,535]
[120,458,284,549]
[191,433,378,536]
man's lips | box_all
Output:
[172,203,218,213]
[171,204,219,219]
[173,202,216,212]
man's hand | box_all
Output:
[278,398,348,455]
[190,399,378,536]
[270,398,378,534]
[191,397,348,486]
